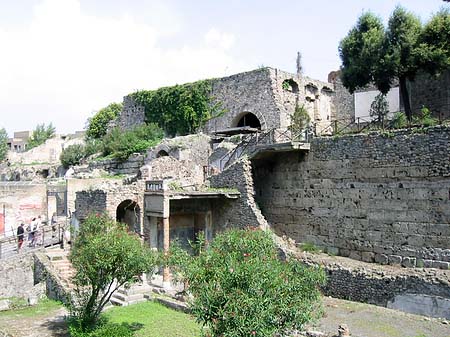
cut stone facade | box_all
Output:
[252,126,450,268]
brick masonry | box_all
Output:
[253,126,450,268]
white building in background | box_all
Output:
[354,87,400,122]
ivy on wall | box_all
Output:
[131,80,223,136]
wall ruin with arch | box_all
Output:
[118,67,336,135]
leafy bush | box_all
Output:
[413,106,438,127]
[101,123,163,161]
[0,127,8,162]
[175,228,326,337]
[131,80,224,136]
[27,123,56,150]
[60,144,85,168]
[69,213,157,331]
[390,112,408,129]
[86,103,123,140]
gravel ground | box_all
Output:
[0,307,68,337]
[310,297,450,337]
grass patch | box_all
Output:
[104,301,199,337]
[0,298,62,318]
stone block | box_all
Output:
[361,251,375,263]
[374,253,389,265]
[326,247,339,256]
[388,255,402,266]
[339,249,350,257]
[431,261,450,270]
[349,251,362,261]
[401,257,416,268]
[0,300,10,311]
[423,259,434,268]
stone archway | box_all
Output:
[232,112,263,130]
[116,199,140,234]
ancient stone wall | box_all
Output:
[205,67,334,134]
[209,158,268,232]
[0,252,44,300]
[204,68,277,133]
[117,67,334,136]
[118,95,146,131]
[253,126,450,268]
[74,180,145,232]
[409,70,450,121]
[73,154,144,177]
[298,252,450,319]
[328,72,354,125]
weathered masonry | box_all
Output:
[118,67,337,136]
[253,126,450,268]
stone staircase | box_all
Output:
[109,283,152,307]
[45,247,76,291]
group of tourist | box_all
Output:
[16,215,45,251]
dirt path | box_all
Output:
[310,297,450,337]
[0,307,68,337]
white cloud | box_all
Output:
[205,28,235,50]
[0,0,246,135]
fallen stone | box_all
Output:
[338,323,350,337]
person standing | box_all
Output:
[27,219,34,247]
[17,223,25,252]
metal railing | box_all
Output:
[0,222,64,260]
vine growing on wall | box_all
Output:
[131,80,223,136]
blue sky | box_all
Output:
[0,0,447,136]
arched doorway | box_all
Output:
[156,150,169,158]
[234,112,262,129]
[116,200,140,234]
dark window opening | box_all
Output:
[156,150,169,158]
[236,113,261,129]
[282,79,299,93]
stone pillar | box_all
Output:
[163,216,171,288]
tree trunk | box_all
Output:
[399,76,412,121]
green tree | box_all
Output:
[340,7,450,120]
[417,8,450,75]
[0,128,8,162]
[369,93,389,126]
[69,213,157,331]
[173,228,326,337]
[86,103,123,139]
[289,104,311,139]
[27,123,56,150]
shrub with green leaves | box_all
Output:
[27,123,56,150]
[101,123,163,161]
[86,103,123,140]
[60,144,85,168]
[176,228,326,337]
[131,80,224,136]
[0,127,8,162]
